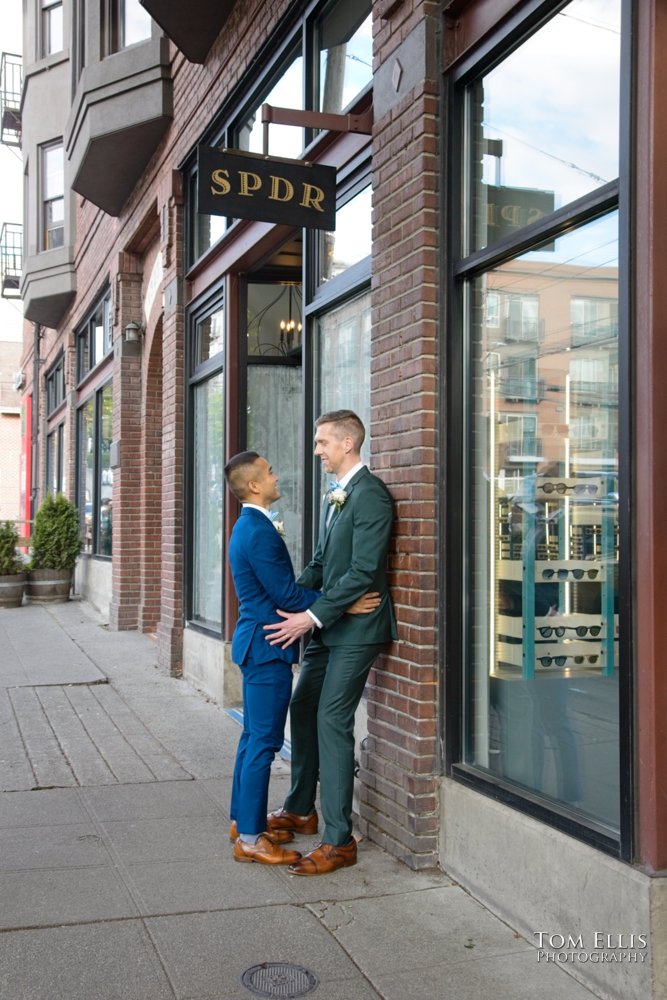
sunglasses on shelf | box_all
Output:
[538,625,602,638]
[539,482,599,495]
[541,567,600,580]
[538,654,601,667]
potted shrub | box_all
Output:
[0,520,26,608]
[26,493,82,603]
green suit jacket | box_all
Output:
[297,466,397,646]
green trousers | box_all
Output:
[284,636,385,846]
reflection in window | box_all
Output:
[318,186,371,285]
[318,1,372,113]
[106,0,152,52]
[315,290,371,494]
[98,384,113,556]
[46,424,65,495]
[468,213,620,829]
[76,290,112,382]
[247,282,302,358]
[41,0,63,56]
[237,54,304,158]
[192,374,224,630]
[195,305,225,366]
[77,385,113,556]
[42,142,64,251]
[469,0,621,252]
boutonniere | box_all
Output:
[269,511,286,537]
[327,486,348,513]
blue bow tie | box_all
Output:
[329,481,342,491]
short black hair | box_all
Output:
[224,451,261,501]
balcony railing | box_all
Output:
[0,222,22,299]
[0,53,22,147]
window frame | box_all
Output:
[185,286,226,635]
[76,288,113,384]
[442,0,634,860]
[40,0,64,58]
[40,140,65,252]
[76,381,113,558]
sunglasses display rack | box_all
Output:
[495,474,618,679]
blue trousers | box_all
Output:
[230,659,293,836]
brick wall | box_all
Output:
[360,0,441,867]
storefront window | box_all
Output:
[195,305,224,366]
[46,423,65,495]
[456,0,624,840]
[468,214,620,828]
[318,185,371,285]
[237,53,304,158]
[317,0,372,113]
[192,373,224,630]
[246,279,304,570]
[314,289,371,492]
[77,384,113,556]
[470,0,621,253]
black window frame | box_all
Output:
[442,0,634,861]
[76,288,113,384]
[76,381,113,558]
[44,352,66,416]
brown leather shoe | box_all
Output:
[266,808,318,835]
[287,839,357,876]
[233,834,302,866]
[229,821,294,844]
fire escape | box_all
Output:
[0,52,22,299]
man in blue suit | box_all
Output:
[224,451,378,865]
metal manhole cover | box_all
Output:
[240,962,319,998]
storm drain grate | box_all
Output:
[240,962,319,998]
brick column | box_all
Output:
[157,179,186,675]
[359,1,441,868]
[109,254,144,630]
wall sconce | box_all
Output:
[124,321,143,342]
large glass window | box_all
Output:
[192,374,224,630]
[189,298,224,630]
[455,0,624,841]
[76,290,112,382]
[317,0,372,113]
[245,279,304,570]
[46,423,65,496]
[45,355,65,415]
[41,142,64,251]
[77,384,113,556]
[471,0,620,253]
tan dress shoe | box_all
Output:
[228,821,294,844]
[266,808,319,835]
[233,834,302,865]
[287,839,357,876]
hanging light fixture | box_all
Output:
[279,284,302,352]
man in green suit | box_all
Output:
[264,409,396,875]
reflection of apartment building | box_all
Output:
[3,2,667,998]
[486,260,619,475]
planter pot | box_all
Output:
[26,568,73,604]
[0,572,27,608]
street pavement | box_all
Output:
[0,601,602,1000]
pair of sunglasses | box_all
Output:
[539,483,598,495]
[541,568,599,580]
[538,625,602,638]
[538,654,600,667]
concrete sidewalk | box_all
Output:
[0,601,601,1000]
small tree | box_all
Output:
[0,520,22,575]
[31,493,82,571]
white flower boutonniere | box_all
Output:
[269,512,286,537]
[327,487,348,513]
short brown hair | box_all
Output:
[315,409,365,451]
[224,451,261,501]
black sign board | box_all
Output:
[197,147,337,230]
[486,185,555,247]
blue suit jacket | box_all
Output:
[228,507,320,666]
